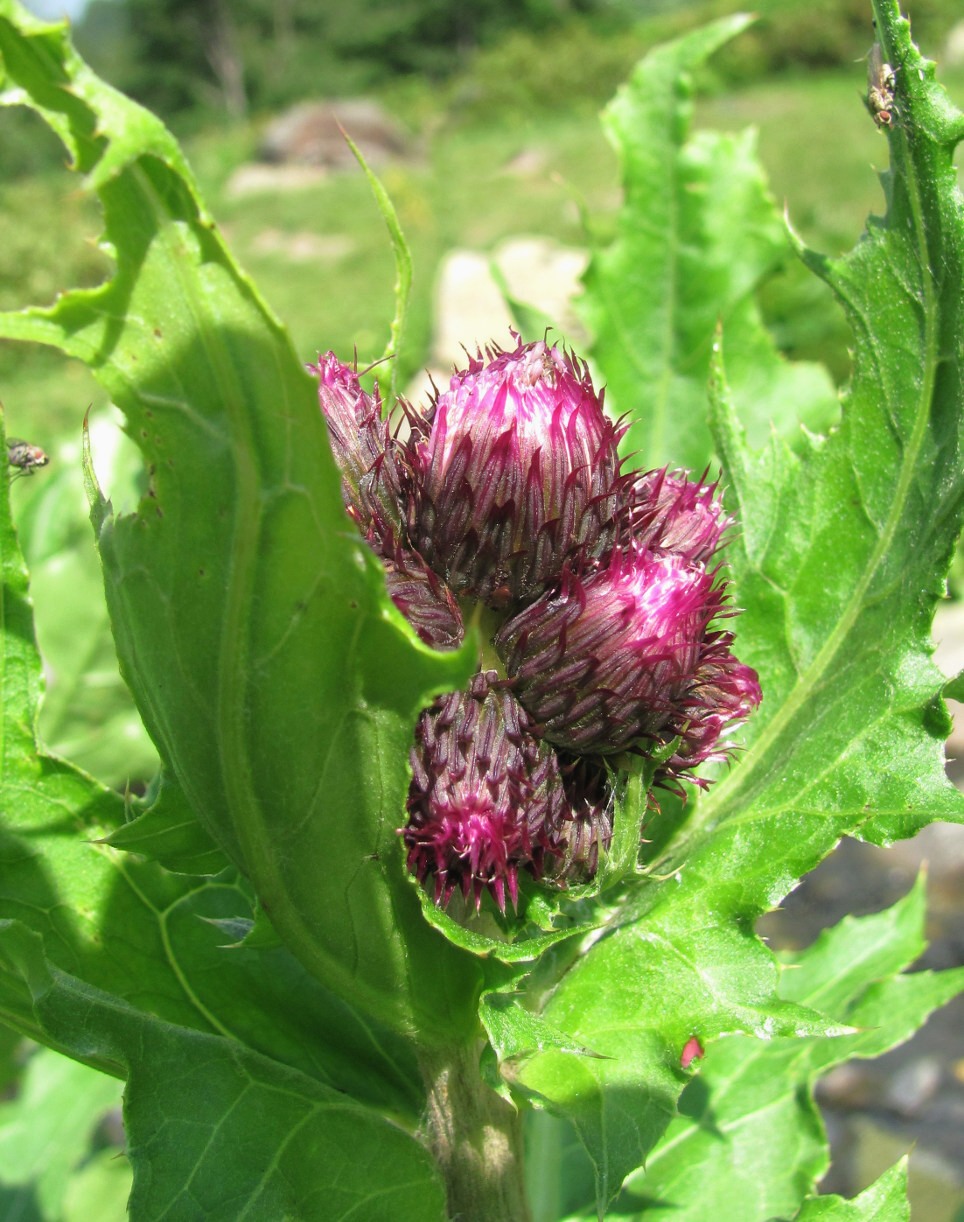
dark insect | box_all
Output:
[866,43,897,129]
[7,438,50,479]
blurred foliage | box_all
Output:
[0,150,108,308]
[13,415,158,791]
[451,19,649,117]
[634,0,960,82]
[0,1032,128,1222]
[74,0,608,127]
[62,0,964,131]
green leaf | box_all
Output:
[511,6,964,1214]
[943,667,964,702]
[344,133,413,400]
[703,0,964,852]
[0,384,425,1119]
[0,921,447,1222]
[105,772,231,876]
[579,14,838,472]
[15,417,157,790]
[792,1160,909,1221]
[0,1044,122,1219]
[481,992,600,1066]
[0,0,482,1044]
[514,909,846,1217]
[611,879,963,1220]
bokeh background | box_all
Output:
[1,0,963,1217]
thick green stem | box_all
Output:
[419,1041,531,1222]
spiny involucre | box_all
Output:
[313,336,760,910]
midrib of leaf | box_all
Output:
[114,164,283,977]
[111,169,267,925]
[113,856,236,1042]
[666,120,944,851]
[602,72,683,468]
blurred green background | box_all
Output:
[1,1,963,1218]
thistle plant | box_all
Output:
[0,2,963,1221]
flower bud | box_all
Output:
[496,547,760,775]
[405,338,625,608]
[627,468,730,564]
[545,757,613,882]
[383,546,464,651]
[662,650,761,781]
[310,352,402,547]
[404,673,575,910]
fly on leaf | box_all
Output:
[7,439,50,479]
[866,43,897,129]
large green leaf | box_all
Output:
[0,920,447,1222]
[792,1161,909,1222]
[611,879,963,1220]
[0,0,482,1044]
[0,414,439,1203]
[0,405,426,1118]
[579,14,838,471]
[513,4,964,1213]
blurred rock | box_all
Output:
[258,99,409,169]
[881,1058,943,1119]
[225,163,328,198]
[405,236,588,405]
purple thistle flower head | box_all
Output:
[404,673,569,910]
[404,337,626,608]
[310,352,402,548]
[496,545,760,774]
[628,468,731,564]
[403,672,611,909]
[310,336,761,903]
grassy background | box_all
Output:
[4,58,963,450]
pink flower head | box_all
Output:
[403,672,612,909]
[405,337,626,608]
[310,336,761,903]
[627,468,731,564]
[404,673,571,910]
[496,545,760,775]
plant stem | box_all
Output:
[419,1041,532,1222]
